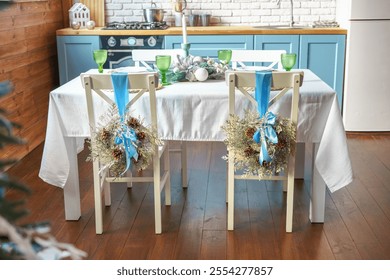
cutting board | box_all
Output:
[80,0,105,27]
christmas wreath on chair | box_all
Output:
[87,73,161,177]
[221,71,296,177]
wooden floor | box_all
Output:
[6,133,390,260]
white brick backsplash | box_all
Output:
[224,3,241,10]
[232,9,251,16]
[251,9,272,16]
[311,8,331,15]
[105,0,337,26]
[301,2,321,8]
[212,10,232,17]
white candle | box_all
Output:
[181,13,188,44]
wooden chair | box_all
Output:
[226,70,302,232]
[230,50,287,70]
[83,72,171,234]
[132,49,188,188]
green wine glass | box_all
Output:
[218,49,232,65]
[156,55,171,85]
[281,53,297,71]
[93,49,108,73]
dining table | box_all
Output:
[39,68,353,224]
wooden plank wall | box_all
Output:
[0,1,71,162]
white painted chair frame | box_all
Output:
[83,72,171,234]
[226,71,302,232]
[132,49,183,71]
[132,49,188,188]
[230,50,287,70]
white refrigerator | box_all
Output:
[336,0,390,131]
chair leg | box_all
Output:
[282,179,287,192]
[153,153,162,234]
[126,170,133,188]
[103,180,111,206]
[286,156,295,233]
[93,161,103,234]
[227,151,235,231]
[181,141,188,188]
[226,161,228,203]
[164,143,171,206]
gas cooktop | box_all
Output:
[102,21,169,30]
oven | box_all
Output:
[100,21,168,69]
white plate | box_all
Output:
[234,66,273,71]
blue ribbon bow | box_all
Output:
[252,71,278,164]
[111,72,138,175]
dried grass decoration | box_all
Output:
[87,106,161,177]
[221,71,296,178]
[87,73,161,178]
[222,110,296,177]
[171,55,228,82]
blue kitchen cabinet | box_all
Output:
[255,35,299,53]
[57,35,100,85]
[299,35,346,108]
[164,35,254,58]
[255,34,346,109]
[254,35,299,68]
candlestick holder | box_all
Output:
[181,43,191,58]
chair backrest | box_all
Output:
[83,72,159,132]
[132,49,183,70]
[227,70,303,123]
[230,50,287,70]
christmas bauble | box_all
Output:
[194,68,208,82]
[192,56,204,64]
[71,21,81,30]
[86,20,96,30]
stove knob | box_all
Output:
[107,36,116,47]
[148,36,157,47]
[127,37,137,46]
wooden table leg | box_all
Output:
[63,137,81,220]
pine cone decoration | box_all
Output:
[244,146,256,157]
[276,138,287,149]
[261,160,271,167]
[137,131,146,140]
[245,127,256,139]
[112,148,123,160]
[101,128,111,141]
[127,117,140,128]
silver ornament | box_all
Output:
[71,20,81,30]
[86,20,96,30]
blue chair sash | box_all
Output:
[252,71,278,164]
[111,73,138,175]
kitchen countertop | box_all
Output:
[56,26,347,36]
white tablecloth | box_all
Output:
[39,69,352,193]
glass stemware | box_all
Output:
[281,53,297,71]
[156,55,171,85]
[93,50,108,73]
[218,49,232,65]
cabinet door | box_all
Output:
[299,35,346,108]
[164,35,254,58]
[254,35,299,68]
[57,36,100,85]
